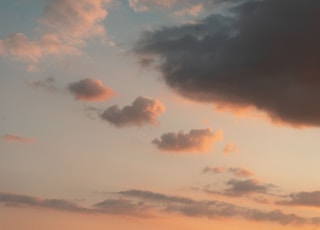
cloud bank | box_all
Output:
[134,0,320,127]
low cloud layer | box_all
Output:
[278,191,320,207]
[134,0,320,127]
[68,78,114,102]
[1,190,319,226]
[152,128,222,153]
[2,134,35,144]
[100,96,165,127]
[0,192,88,212]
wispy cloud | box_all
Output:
[2,134,35,144]
[100,96,165,127]
[26,77,58,93]
[152,128,222,153]
[202,166,253,177]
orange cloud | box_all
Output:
[2,134,35,144]
[68,78,114,102]
[100,96,165,127]
[152,128,223,153]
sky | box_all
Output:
[1,0,320,229]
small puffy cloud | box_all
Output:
[134,0,320,127]
[152,128,222,153]
[277,191,320,207]
[100,96,165,127]
[2,134,35,144]
[68,78,114,102]
[223,143,239,155]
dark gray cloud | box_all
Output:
[134,0,320,127]
[68,78,114,102]
[100,96,165,127]
[277,191,320,207]
[152,128,222,153]
[224,179,270,196]
[0,192,88,212]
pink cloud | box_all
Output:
[68,78,114,102]
[2,134,35,144]
[223,143,239,155]
[0,0,110,63]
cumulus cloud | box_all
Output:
[68,78,114,102]
[134,0,320,127]
[277,191,320,207]
[0,0,110,62]
[202,166,253,177]
[100,96,165,127]
[2,134,35,144]
[152,128,222,153]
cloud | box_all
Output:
[277,191,320,207]
[0,192,88,212]
[2,134,35,144]
[26,77,58,92]
[100,96,165,127]
[174,3,203,17]
[0,190,318,226]
[202,166,253,177]
[68,78,114,102]
[223,179,271,196]
[223,143,238,154]
[152,128,222,153]
[0,0,110,63]
[134,0,320,127]
[93,198,152,217]
[128,0,178,12]
[117,189,312,226]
